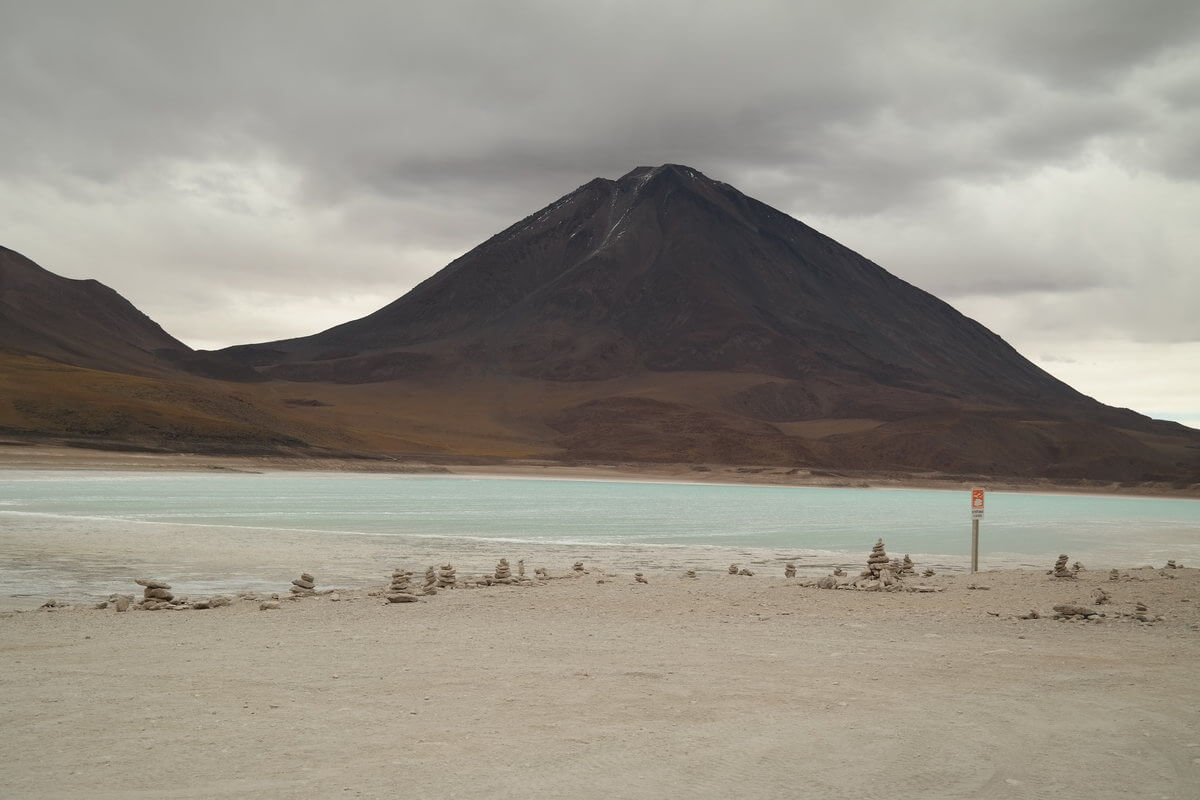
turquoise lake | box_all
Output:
[1,470,1198,604]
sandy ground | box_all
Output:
[2,566,1198,799]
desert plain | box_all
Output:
[2,549,1198,799]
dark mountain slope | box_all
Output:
[0,246,260,381]
[227,165,1079,405]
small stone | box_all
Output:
[683,570,697,578]
[143,587,173,601]
[329,593,341,602]
[634,573,648,584]
[816,576,837,590]
[109,594,133,612]
[292,578,315,590]
[300,573,315,583]
[1052,604,1097,618]
[386,594,419,603]
[259,601,281,610]
[728,564,739,574]
[134,579,171,590]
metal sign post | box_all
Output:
[970,488,985,572]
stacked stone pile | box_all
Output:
[386,569,418,603]
[1049,555,1075,579]
[864,539,891,579]
[494,559,515,584]
[1072,561,1084,573]
[728,564,739,574]
[851,539,903,589]
[573,561,586,573]
[899,555,916,576]
[784,563,796,578]
[422,566,438,595]
[517,560,526,578]
[833,567,846,577]
[1108,569,1120,581]
[922,568,935,578]
[436,564,457,589]
[534,567,549,580]
[683,570,697,578]
[1165,560,1180,569]
[291,572,316,596]
[136,578,175,609]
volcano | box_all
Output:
[3,167,1198,483]
[215,165,1198,482]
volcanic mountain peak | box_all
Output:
[227,164,1077,405]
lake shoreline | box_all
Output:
[3,442,1197,499]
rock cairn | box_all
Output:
[422,566,438,595]
[1165,560,1179,569]
[387,569,418,603]
[853,539,903,589]
[683,570,697,579]
[291,572,316,596]
[784,563,797,578]
[136,578,174,608]
[1049,555,1075,579]
[634,572,648,584]
[573,561,586,573]
[833,567,846,577]
[1072,561,1084,573]
[534,567,549,580]
[728,564,739,574]
[518,559,526,578]
[1108,569,1120,581]
[1092,588,1111,605]
[864,539,891,579]
[899,555,916,576]
[494,559,516,584]
[436,564,457,589]
[922,568,935,578]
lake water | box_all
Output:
[2,470,1198,606]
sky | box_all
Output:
[2,1,1198,428]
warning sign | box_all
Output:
[971,488,985,519]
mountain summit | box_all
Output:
[230,163,1074,401]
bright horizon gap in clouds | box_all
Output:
[1,1,1197,429]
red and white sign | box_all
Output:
[971,488,985,519]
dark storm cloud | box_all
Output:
[1,0,1198,355]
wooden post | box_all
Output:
[971,518,980,573]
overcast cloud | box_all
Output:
[1,1,1198,426]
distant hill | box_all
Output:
[0,246,260,382]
